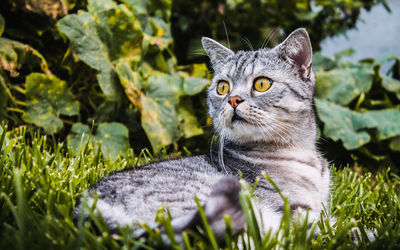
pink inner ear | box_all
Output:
[280,29,313,78]
[291,39,312,69]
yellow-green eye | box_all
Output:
[217,80,230,95]
[253,77,272,92]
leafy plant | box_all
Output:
[314,53,400,170]
[57,0,210,152]
[23,73,80,134]
[67,122,129,160]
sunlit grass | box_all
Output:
[0,124,399,249]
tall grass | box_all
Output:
[0,125,399,249]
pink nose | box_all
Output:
[228,96,244,108]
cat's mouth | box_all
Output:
[231,112,247,123]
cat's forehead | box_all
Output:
[218,48,282,79]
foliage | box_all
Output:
[0,0,210,156]
[23,73,80,134]
[314,53,400,170]
[0,125,399,249]
[0,0,398,167]
[56,0,210,153]
[67,122,130,161]
[171,0,389,64]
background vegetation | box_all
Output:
[1,0,399,169]
[1,0,400,248]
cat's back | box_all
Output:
[86,155,224,228]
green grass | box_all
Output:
[0,124,399,249]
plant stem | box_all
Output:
[7,107,24,113]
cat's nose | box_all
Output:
[228,96,244,108]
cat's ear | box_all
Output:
[202,37,234,71]
[279,28,313,79]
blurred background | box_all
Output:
[0,0,399,171]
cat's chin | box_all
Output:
[223,122,275,144]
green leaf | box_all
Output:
[179,63,210,95]
[117,62,207,151]
[315,98,377,150]
[23,73,79,134]
[145,72,182,102]
[0,38,49,76]
[381,75,400,100]
[122,0,148,15]
[140,72,182,151]
[315,66,374,105]
[140,94,177,152]
[366,109,400,140]
[59,0,206,152]
[57,0,142,101]
[115,60,144,108]
[88,1,143,62]
[177,99,203,139]
[87,0,117,13]
[66,122,92,153]
[181,75,209,96]
[313,53,337,72]
[57,13,121,101]
[67,122,129,160]
[96,122,129,160]
[294,11,318,21]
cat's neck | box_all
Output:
[224,135,317,153]
[209,138,319,180]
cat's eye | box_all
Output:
[217,80,230,95]
[253,77,272,92]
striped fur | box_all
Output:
[77,28,330,238]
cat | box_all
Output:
[76,28,330,243]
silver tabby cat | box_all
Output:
[78,28,330,240]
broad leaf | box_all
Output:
[139,72,182,151]
[140,94,177,152]
[67,122,92,153]
[366,109,400,140]
[315,98,377,150]
[177,98,203,139]
[57,13,121,101]
[313,52,337,72]
[58,0,142,101]
[96,122,130,160]
[0,38,48,76]
[67,122,129,160]
[315,66,374,105]
[58,0,208,152]
[23,73,79,134]
[88,0,142,62]
[180,64,210,95]
[115,60,144,108]
[381,75,400,100]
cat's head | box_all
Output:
[202,28,316,147]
